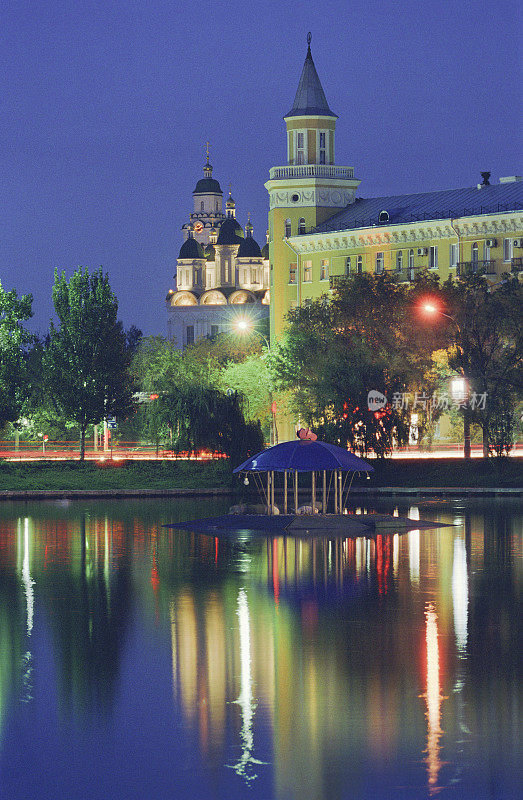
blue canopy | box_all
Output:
[233,440,374,473]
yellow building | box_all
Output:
[266,37,523,342]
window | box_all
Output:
[450,243,458,268]
[483,241,490,261]
[408,249,414,269]
[471,242,479,262]
[378,210,389,224]
[396,251,403,271]
[319,131,326,164]
[298,217,306,235]
[303,260,312,282]
[429,246,438,269]
[289,263,297,284]
[215,201,219,211]
[186,325,194,346]
[284,218,291,238]
[320,259,329,280]
[346,256,351,275]
[250,267,258,283]
[357,255,363,274]
[319,151,326,164]
[206,269,214,288]
[242,269,247,284]
[319,132,326,147]
[296,132,305,165]
[194,267,201,284]
[503,238,513,262]
[375,252,384,273]
[210,325,219,338]
[200,201,204,212]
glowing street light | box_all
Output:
[419,300,471,459]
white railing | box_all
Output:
[269,164,354,180]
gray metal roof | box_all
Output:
[312,180,523,234]
[286,41,336,119]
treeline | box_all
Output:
[1,266,521,461]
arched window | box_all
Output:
[298,218,306,235]
[200,201,204,212]
[396,250,403,271]
[379,210,389,224]
[408,249,414,269]
[284,219,291,238]
[357,255,363,274]
[471,242,479,262]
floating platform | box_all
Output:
[165,513,454,537]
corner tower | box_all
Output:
[265,34,360,339]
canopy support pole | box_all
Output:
[284,471,288,515]
[338,471,343,514]
[311,471,316,514]
[334,469,338,516]
[294,471,298,514]
[271,471,275,514]
[322,470,327,514]
[267,472,271,515]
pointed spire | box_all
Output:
[203,141,212,176]
[245,212,253,237]
[286,32,337,118]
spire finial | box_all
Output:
[306,31,312,54]
[205,141,210,164]
[228,181,232,197]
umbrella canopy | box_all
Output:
[233,440,374,473]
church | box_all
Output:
[166,151,270,348]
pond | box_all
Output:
[0,496,520,800]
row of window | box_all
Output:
[285,218,306,237]
[287,239,519,282]
[179,266,264,289]
[185,324,220,346]
[293,130,327,165]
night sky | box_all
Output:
[2,0,521,337]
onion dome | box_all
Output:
[216,216,244,244]
[193,160,222,195]
[238,236,261,258]
[204,242,215,261]
[178,236,205,259]
[261,242,270,260]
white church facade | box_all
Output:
[166,154,270,347]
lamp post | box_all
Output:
[421,302,471,459]
[233,319,276,445]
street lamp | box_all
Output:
[420,301,471,458]
[233,318,276,445]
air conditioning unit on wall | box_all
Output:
[486,239,497,247]
[417,247,428,256]
[513,239,522,247]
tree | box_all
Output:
[46,268,134,459]
[269,272,441,456]
[444,273,522,456]
[0,282,33,428]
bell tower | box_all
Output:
[265,33,360,339]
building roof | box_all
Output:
[312,180,523,234]
[178,237,205,259]
[216,216,244,244]
[261,242,270,260]
[237,235,262,258]
[193,177,222,195]
[286,38,336,119]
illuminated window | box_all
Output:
[503,238,513,262]
[346,256,351,275]
[298,218,306,235]
[289,263,297,284]
[408,249,414,269]
[396,250,403,271]
[429,246,438,269]
[357,255,363,273]
[284,219,291,237]
[303,260,312,281]
[450,243,458,268]
[471,242,479,262]
[320,259,329,280]
[376,252,384,273]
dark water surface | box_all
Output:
[0,496,520,800]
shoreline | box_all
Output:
[0,486,521,501]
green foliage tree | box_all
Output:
[0,281,33,428]
[443,273,522,456]
[46,268,134,459]
[269,272,442,456]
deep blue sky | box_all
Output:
[2,0,521,336]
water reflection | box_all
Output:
[0,499,520,800]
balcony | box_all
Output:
[329,275,349,289]
[269,165,354,180]
[456,260,497,276]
